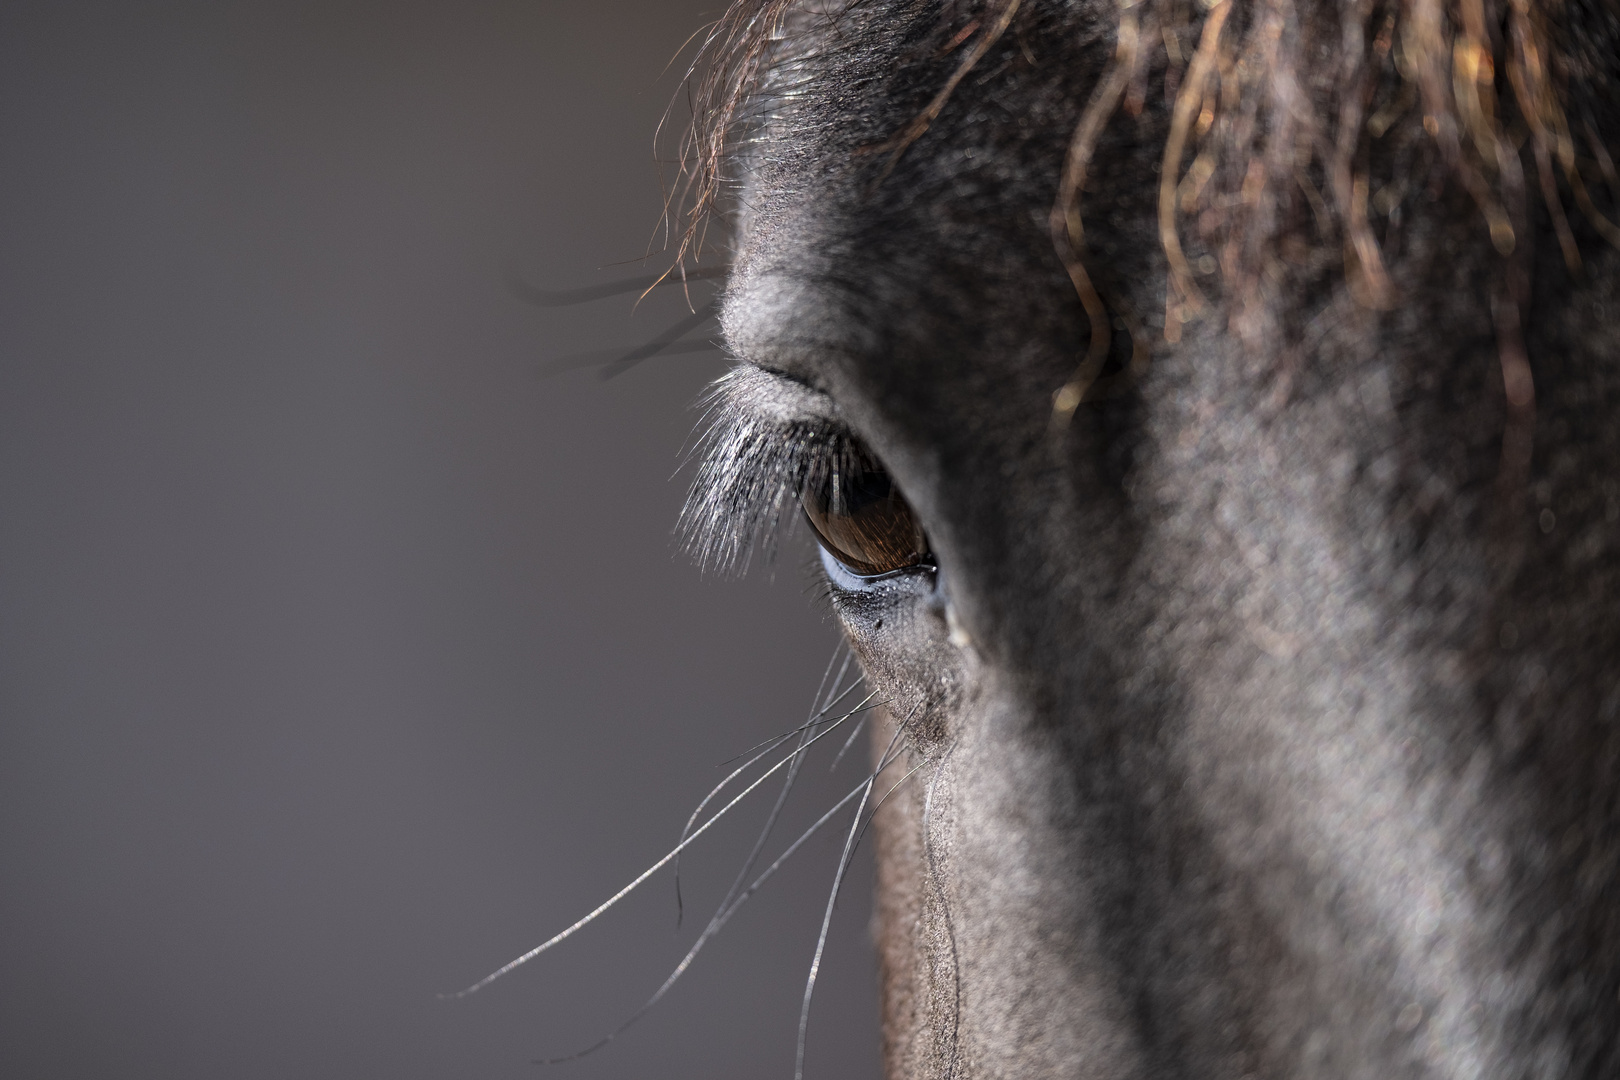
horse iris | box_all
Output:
[802,460,930,577]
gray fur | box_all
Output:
[683,1,1620,1076]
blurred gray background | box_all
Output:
[0,3,880,1077]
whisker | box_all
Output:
[795,787,875,1080]
[828,710,870,772]
[808,642,848,722]
[715,679,867,768]
[828,731,930,873]
[724,718,818,914]
[847,750,933,857]
[542,695,905,1065]
[681,691,875,856]
[504,263,726,307]
[844,724,947,865]
[541,339,720,377]
[727,753,906,924]
[818,648,857,715]
[597,301,719,380]
[826,725,922,899]
[439,701,875,1000]
[795,707,916,1080]
[805,650,864,775]
[670,690,877,926]
[679,643,849,926]
[538,774,877,1064]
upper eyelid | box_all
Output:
[704,363,840,427]
[679,364,856,575]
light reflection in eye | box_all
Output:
[801,456,930,577]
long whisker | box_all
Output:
[807,643,847,725]
[541,339,721,376]
[541,692,906,1065]
[847,750,932,857]
[824,723,923,867]
[504,263,726,307]
[669,691,877,926]
[538,774,877,1064]
[820,650,869,775]
[829,710,870,772]
[678,644,849,926]
[819,648,857,715]
[597,301,719,380]
[722,716,818,916]
[714,679,867,769]
[544,727,918,1065]
[795,786,875,1080]
[795,708,915,1080]
[679,690,876,862]
[542,704,909,1065]
[439,702,874,1000]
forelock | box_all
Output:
[675,0,1616,344]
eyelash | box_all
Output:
[679,372,870,576]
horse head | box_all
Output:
[679,1,1620,1076]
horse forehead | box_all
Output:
[720,147,1086,459]
[720,0,1455,569]
[722,6,1160,448]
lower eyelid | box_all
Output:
[818,544,936,591]
[820,545,872,590]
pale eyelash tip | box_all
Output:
[677,367,853,578]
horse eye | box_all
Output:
[802,456,930,577]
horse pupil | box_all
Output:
[802,463,929,576]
